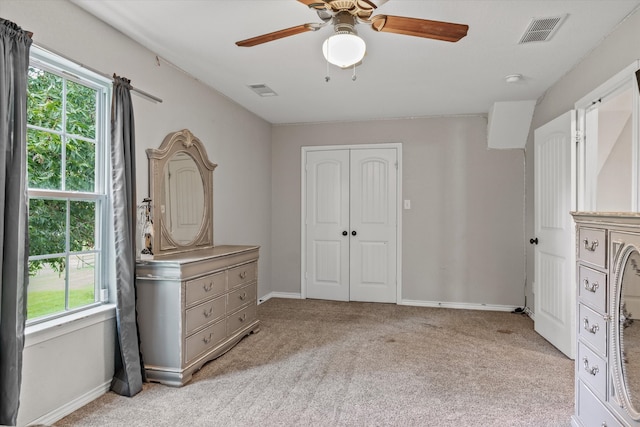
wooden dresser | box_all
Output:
[135,245,260,386]
[572,213,640,426]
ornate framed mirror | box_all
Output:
[612,239,640,420]
[147,129,217,256]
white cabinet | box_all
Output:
[135,245,259,386]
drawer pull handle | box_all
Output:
[239,271,247,279]
[583,357,599,376]
[583,317,599,334]
[583,279,599,293]
[239,292,247,301]
[203,282,214,292]
[203,307,214,318]
[583,239,599,252]
[239,313,246,322]
[202,333,213,344]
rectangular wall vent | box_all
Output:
[518,15,567,44]
[248,84,278,97]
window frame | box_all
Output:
[26,46,112,326]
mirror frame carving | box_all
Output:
[147,129,217,256]
[611,240,640,420]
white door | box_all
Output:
[305,148,398,303]
[533,110,577,359]
[349,149,398,302]
[305,150,350,301]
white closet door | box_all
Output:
[533,110,577,359]
[304,148,397,303]
[305,150,350,301]
[349,148,397,303]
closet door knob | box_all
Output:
[342,231,348,236]
[529,238,538,245]
[352,230,357,236]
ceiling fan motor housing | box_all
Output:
[333,11,359,36]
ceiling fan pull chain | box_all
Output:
[352,64,357,81]
[325,44,331,83]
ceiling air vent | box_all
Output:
[248,84,277,97]
[518,15,567,44]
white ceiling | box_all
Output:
[71,0,640,125]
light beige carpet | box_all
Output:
[55,298,574,426]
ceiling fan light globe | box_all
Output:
[322,33,366,68]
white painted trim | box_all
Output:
[399,299,520,313]
[574,60,640,212]
[258,292,302,304]
[300,143,403,303]
[25,304,116,347]
[575,60,639,109]
[27,380,112,426]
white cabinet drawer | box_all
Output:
[185,295,226,336]
[579,227,607,269]
[577,380,622,427]
[185,319,226,364]
[227,283,256,313]
[185,271,226,307]
[227,304,257,336]
[578,341,607,401]
[579,266,607,313]
[228,262,256,289]
[578,304,608,357]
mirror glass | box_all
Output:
[620,249,640,412]
[147,129,216,256]
[162,152,205,245]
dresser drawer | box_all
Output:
[576,380,622,427]
[578,341,607,401]
[579,266,607,313]
[185,319,226,364]
[185,271,226,307]
[228,262,256,289]
[227,283,256,313]
[185,295,226,336]
[579,227,607,269]
[579,304,608,357]
[227,304,257,335]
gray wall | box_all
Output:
[3,1,272,425]
[272,116,525,306]
[525,8,640,313]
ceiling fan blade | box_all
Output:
[370,15,468,42]
[236,24,317,47]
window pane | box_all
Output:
[27,66,63,131]
[29,199,66,256]
[66,80,96,139]
[70,200,96,252]
[27,129,62,190]
[27,257,66,320]
[69,254,96,309]
[66,139,96,192]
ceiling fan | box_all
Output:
[236,0,469,68]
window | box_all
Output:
[26,47,111,323]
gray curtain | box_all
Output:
[110,75,145,397]
[0,18,31,426]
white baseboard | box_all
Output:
[399,299,521,312]
[26,380,111,427]
[524,306,535,320]
[260,293,527,315]
[258,292,302,304]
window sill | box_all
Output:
[25,304,116,348]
